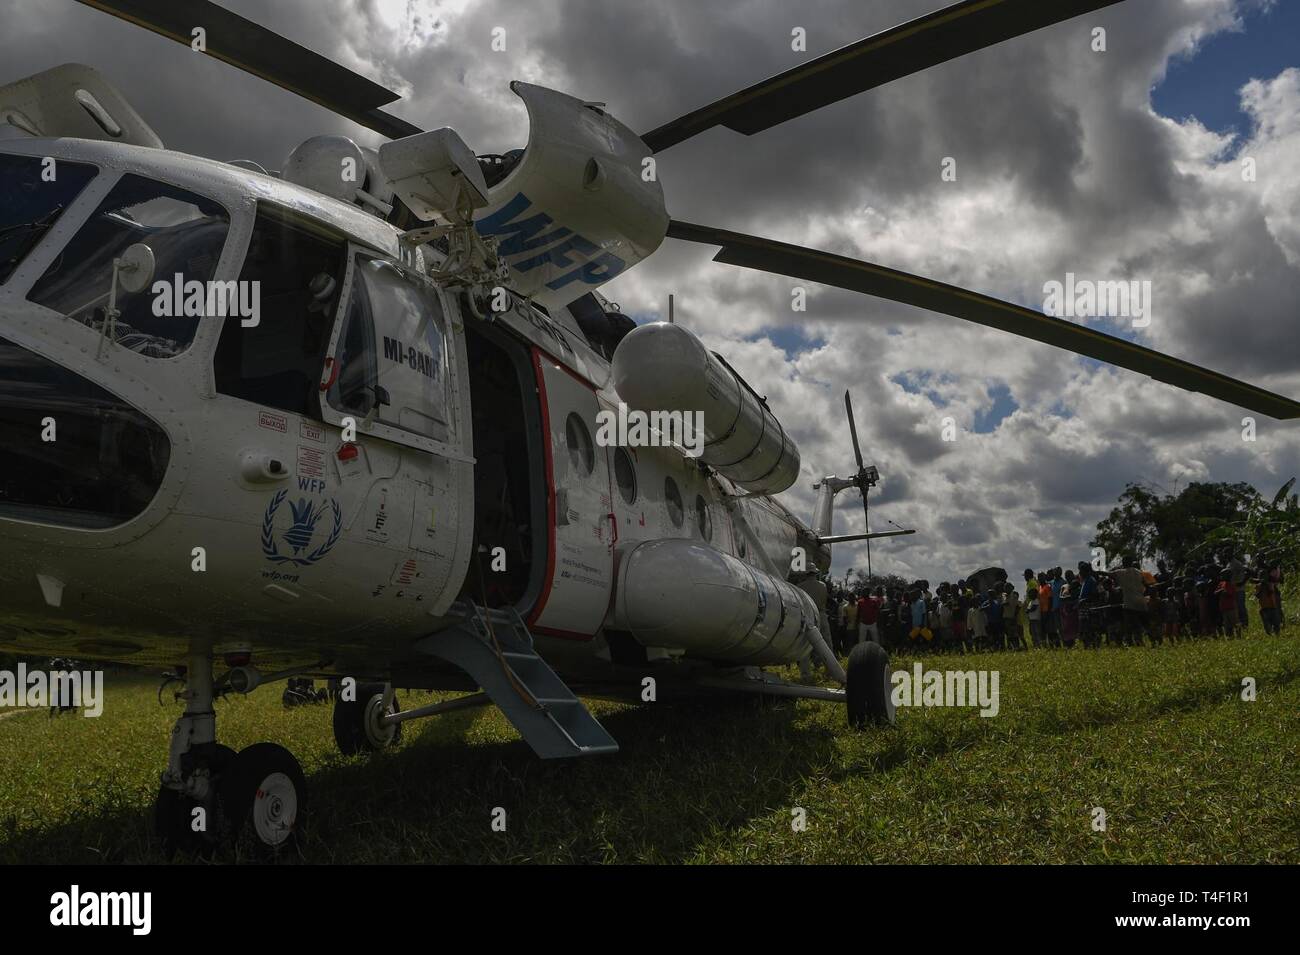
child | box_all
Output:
[1162,585,1181,643]
[1003,585,1023,650]
[967,600,987,649]
[951,597,969,653]
[1038,575,1055,648]
[1216,574,1239,637]
[984,590,1004,650]
[1147,586,1164,646]
[909,591,933,645]
[1026,588,1042,648]
[938,599,954,652]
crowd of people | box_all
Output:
[826,555,1289,655]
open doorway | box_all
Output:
[461,323,545,610]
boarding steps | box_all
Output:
[414,601,618,759]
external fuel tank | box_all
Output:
[611,322,800,495]
[610,539,820,665]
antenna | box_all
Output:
[668,293,674,324]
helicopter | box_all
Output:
[2,0,1297,856]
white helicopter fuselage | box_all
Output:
[0,134,827,690]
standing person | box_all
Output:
[858,588,882,644]
[1162,583,1181,643]
[1049,568,1065,645]
[843,594,858,649]
[951,592,969,653]
[1270,564,1287,628]
[909,590,933,645]
[1038,574,1056,648]
[938,597,954,653]
[1257,575,1282,635]
[1147,584,1165,646]
[984,590,1004,650]
[842,597,852,657]
[1113,560,1150,646]
[967,597,987,649]
[1228,552,1250,630]
[1183,581,1200,638]
[1026,584,1042,648]
[1003,584,1022,650]
[1216,572,1240,637]
[1060,581,1079,648]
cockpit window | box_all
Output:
[0,154,97,285]
[27,173,229,358]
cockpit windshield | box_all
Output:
[0,153,97,285]
[26,173,229,358]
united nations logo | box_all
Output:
[261,489,343,566]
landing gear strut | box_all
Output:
[153,638,308,858]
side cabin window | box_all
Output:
[327,255,451,444]
[27,173,229,358]
[215,203,347,416]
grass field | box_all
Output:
[1,620,1297,864]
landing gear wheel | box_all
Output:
[846,642,896,728]
[219,742,306,858]
[153,743,236,859]
[332,683,402,755]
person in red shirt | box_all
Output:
[1215,573,1240,637]
[1038,576,1055,647]
[857,588,882,644]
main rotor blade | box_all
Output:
[819,530,916,545]
[668,220,1300,420]
[74,0,422,139]
[845,391,866,471]
[642,0,1123,152]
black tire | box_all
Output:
[846,642,896,728]
[219,742,307,859]
[153,743,237,859]
[332,682,402,755]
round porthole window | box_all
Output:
[565,413,594,475]
[614,447,637,505]
[664,476,683,528]
[695,495,712,541]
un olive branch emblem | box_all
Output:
[261,489,343,566]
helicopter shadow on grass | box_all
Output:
[293,694,846,864]
[0,695,848,864]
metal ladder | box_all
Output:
[414,602,619,759]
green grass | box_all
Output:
[1,622,1297,864]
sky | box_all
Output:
[4,0,1298,584]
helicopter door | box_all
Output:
[528,349,615,639]
[317,248,472,604]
